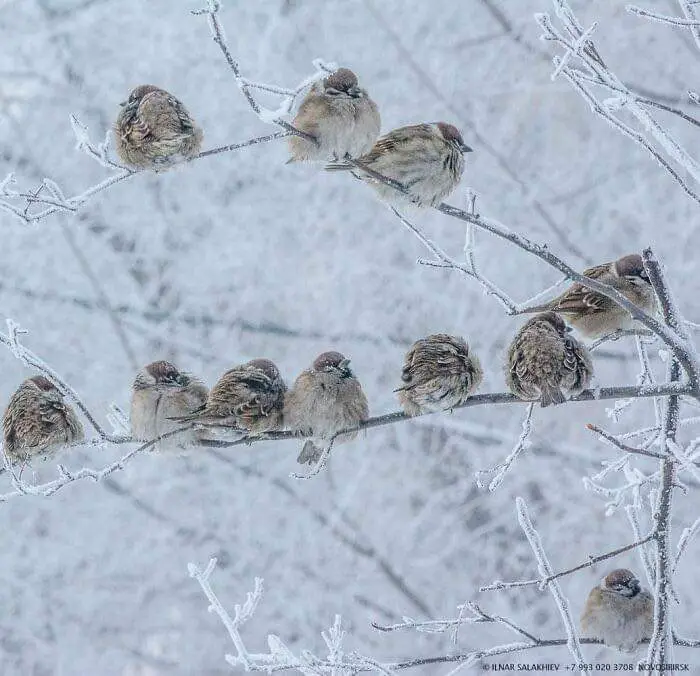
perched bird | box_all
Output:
[396,334,483,416]
[172,359,286,435]
[3,376,84,466]
[581,568,654,653]
[515,254,656,338]
[130,360,208,451]
[326,122,472,206]
[284,351,369,464]
[288,68,380,163]
[114,84,203,170]
[505,311,593,408]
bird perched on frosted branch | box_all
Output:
[396,334,482,416]
[506,311,593,407]
[114,85,203,170]
[581,568,653,653]
[171,359,286,436]
[284,351,369,465]
[2,376,84,467]
[514,254,656,338]
[287,68,380,163]
[130,361,208,451]
[326,122,472,206]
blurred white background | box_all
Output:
[1,0,699,673]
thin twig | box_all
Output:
[480,531,655,591]
[586,423,666,459]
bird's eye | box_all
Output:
[326,88,341,96]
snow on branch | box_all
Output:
[188,557,398,674]
[480,531,656,593]
[516,497,589,673]
[0,1,331,226]
[0,426,193,502]
[0,319,124,441]
[474,403,535,491]
[628,1,700,52]
[536,1,700,205]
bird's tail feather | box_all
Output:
[512,304,551,315]
[540,386,566,408]
[324,162,353,172]
[297,440,322,465]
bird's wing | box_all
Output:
[359,124,433,164]
[548,262,617,315]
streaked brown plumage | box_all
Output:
[130,360,208,451]
[326,121,472,206]
[288,68,380,162]
[505,312,593,407]
[284,351,369,464]
[516,254,656,338]
[581,568,654,653]
[396,334,483,416]
[3,376,84,466]
[172,359,286,435]
[114,84,203,170]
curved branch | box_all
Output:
[198,383,690,450]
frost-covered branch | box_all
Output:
[0,118,289,225]
[586,423,666,459]
[0,426,192,502]
[200,383,689,455]
[628,1,700,52]
[393,205,518,313]
[644,359,681,672]
[0,0,331,227]
[537,1,700,204]
[0,319,125,441]
[516,497,589,674]
[474,403,534,491]
[373,601,539,643]
[480,531,655,592]
[192,0,324,137]
[358,159,700,390]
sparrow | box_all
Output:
[505,311,593,408]
[284,351,369,464]
[3,375,84,466]
[396,334,483,416]
[287,68,380,163]
[326,122,472,206]
[114,84,203,170]
[130,360,209,451]
[515,254,656,339]
[580,568,654,653]
[172,359,286,435]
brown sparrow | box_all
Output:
[284,351,369,464]
[114,85,203,170]
[396,334,483,416]
[288,68,380,163]
[326,122,472,206]
[581,568,654,653]
[3,376,84,466]
[130,360,208,451]
[516,254,656,338]
[505,312,593,407]
[173,359,286,435]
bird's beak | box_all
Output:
[348,86,362,98]
[339,358,351,370]
[461,143,474,153]
[119,100,127,107]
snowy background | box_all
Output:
[1,0,699,673]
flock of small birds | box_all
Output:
[3,68,662,652]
